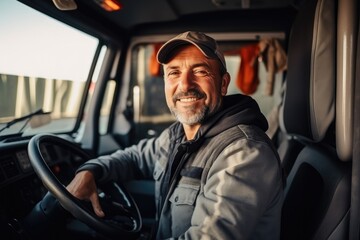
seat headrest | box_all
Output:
[280,0,336,142]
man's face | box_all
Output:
[163,45,230,126]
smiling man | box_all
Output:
[161,38,230,139]
[67,31,284,239]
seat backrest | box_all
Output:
[279,0,352,239]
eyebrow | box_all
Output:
[165,62,211,72]
[192,63,211,70]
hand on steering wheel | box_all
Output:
[27,133,142,239]
[66,170,105,218]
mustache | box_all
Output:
[172,89,205,101]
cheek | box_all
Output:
[204,82,220,97]
[204,83,223,105]
[164,83,175,104]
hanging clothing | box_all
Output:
[149,43,163,77]
[236,44,261,95]
[258,39,287,96]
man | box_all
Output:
[67,31,283,239]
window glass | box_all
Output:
[129,44,174,141]
[132,44,173,119]
[0,0,100,137]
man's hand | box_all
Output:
[66,170,105,218]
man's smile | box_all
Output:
[177,97,200,102]
[173,90,205,104]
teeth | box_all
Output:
[179,98,197,102]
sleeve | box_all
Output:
[77,129,170,184]
[180,138,283,240]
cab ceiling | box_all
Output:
[19,0,299,41]
[22,0,299,28]
[78,0,298,29]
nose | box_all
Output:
[179,71,194,92]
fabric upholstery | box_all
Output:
[280,0,351,239]
[280,0,335,142]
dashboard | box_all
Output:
[1,144,51,182]
[0,136,85,236]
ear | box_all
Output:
[221,72,231,96]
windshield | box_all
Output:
[0,0,101,137]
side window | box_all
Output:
[130,44,174,142]
[0,0,104,137]
[129,39,285,142]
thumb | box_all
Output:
[89,192,105,218]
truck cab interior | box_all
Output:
[0,0,359,239]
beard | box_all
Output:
[170,104,210,126]
[169,89,222,126]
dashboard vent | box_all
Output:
[1,157,20,178]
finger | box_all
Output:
[90,192,105,218]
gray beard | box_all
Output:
[170,98,223,126]
[170,105,209,126]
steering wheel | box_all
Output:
[27,133,142,239]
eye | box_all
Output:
[167,70,180,77]
[193,68,210,77]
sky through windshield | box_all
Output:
[0,0,98,81]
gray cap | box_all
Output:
[157,31,226,71]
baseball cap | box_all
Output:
[156,31,227,71]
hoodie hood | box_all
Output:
[197,94,268,139]
[169,94,268,144]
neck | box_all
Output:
[182,123,201,140]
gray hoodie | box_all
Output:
[79,94,284,240]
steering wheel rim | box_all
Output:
[27,133,142,239]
